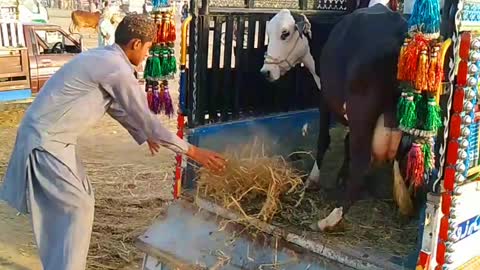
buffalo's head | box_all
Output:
[260,10,314,82]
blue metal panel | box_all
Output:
[183,109,321,189]
[0,89,32,103]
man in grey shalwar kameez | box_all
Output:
[0,14,226,270]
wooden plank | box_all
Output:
[211,16,222,122]
[195,197,406,270]
[233,16,245,119]
[222,15,234,122]
[0,80,30,92]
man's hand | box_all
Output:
[186,145,226,172]
[147,139,160,156]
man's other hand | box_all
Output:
[147,139,160,156]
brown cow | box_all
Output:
[69,10,101,34]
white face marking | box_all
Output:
[260,9,312,82]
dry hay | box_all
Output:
[196,142,418,257]
[275,191,418,256]
[0,103,29,128]
[196,143,305,223]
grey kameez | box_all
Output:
[0,44,190,270]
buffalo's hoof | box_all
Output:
[310,207,344,232]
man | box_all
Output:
[0,14,226,270]
[98,8,115,46]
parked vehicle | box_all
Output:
[135,0,480,269]
[0,21,84,101]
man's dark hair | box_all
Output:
[115,14,156,46]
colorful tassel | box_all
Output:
[144,55,152,79]
[406,143,425,189]
[423,96,442,132]
[427,49,438,91]
[162,81,174,117]
[415,50,429,91]
[152,81,160,114]
[397,41,409,81]
[422,138,435,172]
[169,16,176,42]
[407,0,441,37]
[146,82,153,110]
[150,52,162,79]
[168,50,177,75]
[399,92,417,130]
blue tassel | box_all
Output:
[408,0,441,35]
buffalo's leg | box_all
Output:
[313,94,378,231]
[306,101,331,190]
[335,131,350,192]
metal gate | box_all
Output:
[184,0,348,128]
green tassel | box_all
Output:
[150,53,162,79]
[422,139,435,172]
[160,49,170,77]
[397,92,407,120]
[144,56,152,79]
[399,93,417,130]
[414,93,427,129]
[423,97,442,132]
[169,51,177,75]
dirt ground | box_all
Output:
[0,9,183,270]
[0,103,179,270]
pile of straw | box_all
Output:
[196,144,305,223]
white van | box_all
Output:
[18,0,49,23]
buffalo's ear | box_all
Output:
[294,14,312,39]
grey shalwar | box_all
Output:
[0,44,190,270]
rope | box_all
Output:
[432,5,461,191]
[192,15,199,126]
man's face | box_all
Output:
[130,40,152,66]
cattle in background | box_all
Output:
[260,4,411,230]
[69,10,101,34]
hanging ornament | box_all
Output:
[406,142,425,190]
[146,81,153,110]
[160,80,174,117]
[152,81,161,114]
[407,0,441,39]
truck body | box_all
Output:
[135,0,480,269]
[0,20,84,101]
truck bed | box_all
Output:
[136,198,356,270]
[136,196,419,270]
[0,48,30,92]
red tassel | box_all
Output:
[406,143,425,190]
[169,15,176,42]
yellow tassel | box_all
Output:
[415,50,429,91]
[393,160,415,217]
[428,49,438,92]
[397,41,408,81]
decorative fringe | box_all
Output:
[422,138,435,172]
[399,92,417,130]
[427,47,439,91]
[152,81,161,114]
[397,41,409,81]
[146,83,153,110]
[162,81,174,117]
[406,143,425,190]
[423,96,442,132]
[407,0,441,36]
[415,50,429,91]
